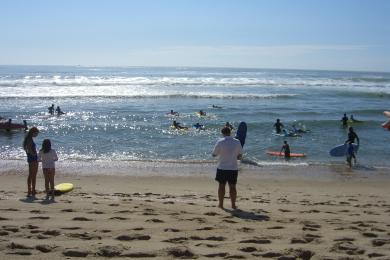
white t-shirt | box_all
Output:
[212,136,243,170]
[38,149,58,169]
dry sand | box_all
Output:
[0,167,390,259]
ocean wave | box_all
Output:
[0,93,298,99]
[1,75,389,88]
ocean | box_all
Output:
[1,65,389,174]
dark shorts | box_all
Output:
[215,169,238,185]
[27,154,38,163]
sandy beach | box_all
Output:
[1,165,390,259]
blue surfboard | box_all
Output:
[329,143,359,157]
[235,122,247,148]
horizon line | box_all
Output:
[0,64,389,74]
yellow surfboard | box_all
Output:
[54,183,74,194]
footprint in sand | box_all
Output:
[116,234,151,241]
[72,217,93,221]
[109,216,128,220]
[29,216,50,220]
[196,227,214,231]
[239,238,271,244]
[237,227,254,233]
[88,210,105,214]
[2,225,19,232]
[146,218,164,223]
[164,228,180,232]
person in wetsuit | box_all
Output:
[345,127,360,145]
[341,113,348,127]
[273,119,284,134]
[280,140,291,159]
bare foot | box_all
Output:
[218,204,224,209]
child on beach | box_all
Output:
[38,139,58,199]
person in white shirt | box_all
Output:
[38,139,58,199]
[212,127,243,209]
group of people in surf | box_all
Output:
[273,115,360,167]
[273,118,309,137]
[168,107,231,131]
[48,104,65,116]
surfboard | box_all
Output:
[384,111,390,118]
[266,151,306,157]
[235,121,247,148]
[329,143,359,157]
[54,183,74,195]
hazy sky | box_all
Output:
[1,0,389,71]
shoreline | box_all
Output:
[1,158,390,181]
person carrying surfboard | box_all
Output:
[345,127,360,146]
[212,126,243,209]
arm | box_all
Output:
[212,142,219,157]
[52,150,58,161]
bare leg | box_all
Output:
[43,170,50,196]
[218,183,226,209]
[49,169,55,199]
[27,161,38,196]
[229,184,237,209]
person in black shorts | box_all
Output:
[212,127,243,209]
[280,140,291,160]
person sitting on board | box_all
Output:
[199,110,206,116]
[56,106,65,116]
[225,122,234,130]
[346,141,357,168]
[280,140,291,159]
[48,104,55,115]
[341,113,348,127]
[193,122,204,130]
[345,127,360,146]
[273,118,284,134]
[212,105,222,109]
[172,120,188,130]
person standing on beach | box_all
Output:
[212,126,243,209]
[23,127,39,198]
[38,139,58,200]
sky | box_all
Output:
[0,0,389,72]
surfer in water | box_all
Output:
[48,104,55,115]
[280,140,291,159]
[199,110,206,116]
[225,122,234,130]
[273,119,284,134]
[56,106,65,116]
[168,110,179,116]
[341,113,348,127]
[172,120,188,130]
[193,122,204,130]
